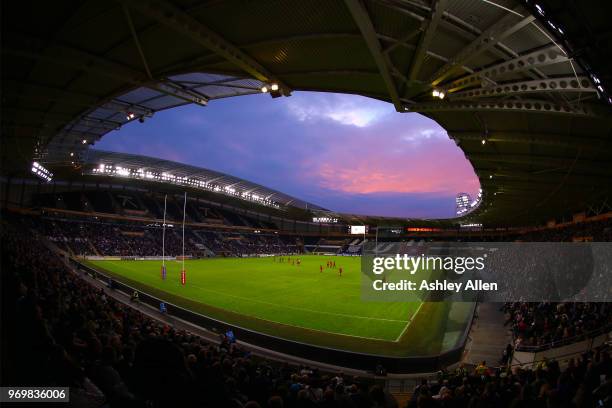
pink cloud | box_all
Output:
[298,123,479,197]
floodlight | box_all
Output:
[270,83,279,91]
[535,4,544,15]
[432,90,440,97]
[261,86,268,93]
[31,161,53,182]
[481,139,486,145]
[82,139,87,144]
[438,91,445,99]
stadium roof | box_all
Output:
[83,149,326,210]
[2,0,611,226]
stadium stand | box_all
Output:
[2,214,611,407]
[1,218,395,407]
[503,303,612,349]
[31,215,298,258]
[3,0,612,404]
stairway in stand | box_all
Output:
[464,303,513,366]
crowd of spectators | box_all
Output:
[3,218,401,407]
[515,218,612,242]
[36,217,201,257]
[34,216,299,258]
[503,303,612,349]
[196,230,298,256]
[3,218,611,407]
[2,212,612,408]
[407,354,610,408]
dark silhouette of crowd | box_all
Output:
[515,218,612,242]
[503,303,612,349]
[34,216,298,258]
[407,354,610,408]
[1,219,396,408]
[2,214,611,408]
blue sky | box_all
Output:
[96,92,479,218]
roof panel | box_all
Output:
[447,0,511,32]
[119,88,164,104]
[502,23,551,54]
[140,94,187,110]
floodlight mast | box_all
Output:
[162,194,167,268]
[182,192,186,273]
[375,226,379,256]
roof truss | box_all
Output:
[344,0,403,111]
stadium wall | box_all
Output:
[72,258,475,374]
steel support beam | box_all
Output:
[383,26,422,54]
[122,0,290,93]
[484,172,612,186]
[408,0,447,80]
[152,81,208,106]
[469,153,610,168]
[430,7,533,86]
[450,130,611,151]
[243,33,363,49]
[446,45,570,92]
[4,39,209,107]
[449,76,596,100]
[410,99,606,118]
[344,0,403,111]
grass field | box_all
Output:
[86,255,474,356]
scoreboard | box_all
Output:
[349,225,368,235]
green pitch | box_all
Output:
[86,255,473,356]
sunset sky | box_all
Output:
[96,92,480,218]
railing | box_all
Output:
[514,323,612,352]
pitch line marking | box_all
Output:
[394,301,425,342]
[102,260,414,340]
[101,264,389,341]
[106,260,409,324]
[186,282,409,324]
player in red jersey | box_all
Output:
[338,267,343,277]
[320,265,323,273]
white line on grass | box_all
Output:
[101,260,412,340]
[187,282,409,324]
[394,301,425,342]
